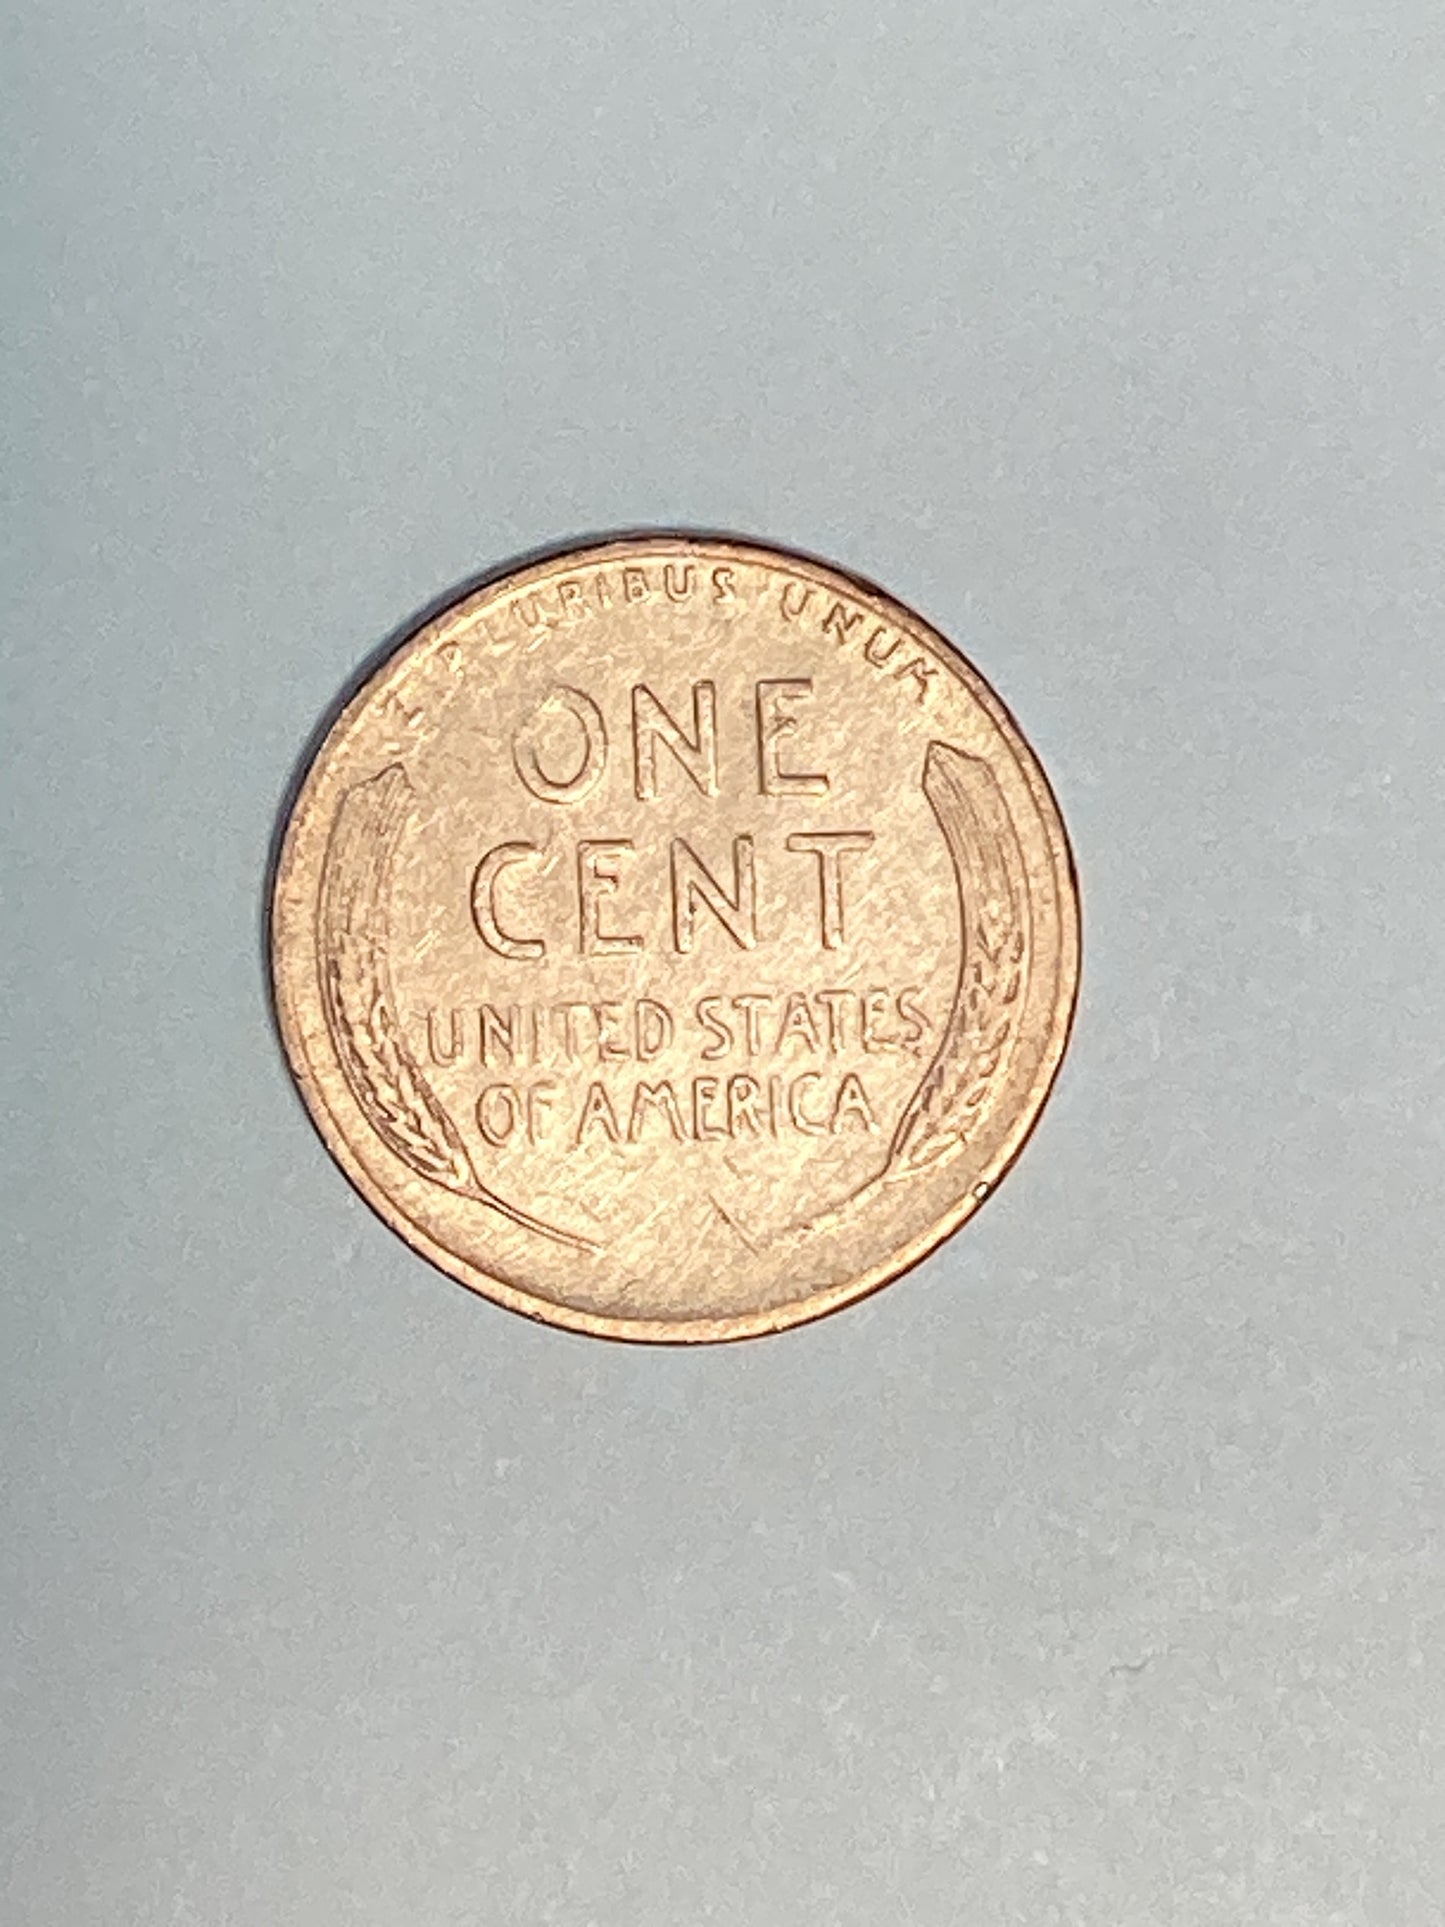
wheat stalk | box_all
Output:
[316,764,597,1252]
[885,742,1032,1176]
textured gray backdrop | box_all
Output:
[5,3,1444,1922]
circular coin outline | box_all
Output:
[269,533,1081,1342]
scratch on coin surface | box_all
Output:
[706,1194,758,1252]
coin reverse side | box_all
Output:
[270,537,1079,1341]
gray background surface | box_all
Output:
[5,2,1444,1921]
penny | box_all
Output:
[269,536,1079,1341]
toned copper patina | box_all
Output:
[270,537,1079,1340]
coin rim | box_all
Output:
[268,532,1081,1343]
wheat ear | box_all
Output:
[316,765,597,1252]
[885,743,1031,1176]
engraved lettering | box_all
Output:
[574,1082,621,1144]
[471,843,546,961]
[779,580,814,621]
[632,681,719,800]
[635,998,674,1061]
[830,1072,878,1133]
[692,1076,726,1140]
[784,830,874,949]
[775,991,821,1053]
[755,679,829,797]
[664,563,696,603]
[577,841,642,956]
[727,1074,764,1136]
[513,686,608,804]
[426,1007,466,1066]
[476,1083,522,1147]
[671,835,757,953]
[897,989,930,1051]
[481,1002,521,1066]
[383,690,424,730]
[731,993,773,1055]
[864,626,901,666]
[627,1080,686,1143]
[815,989,851,1053]
[788,1072,828,1136]
[513,593,552,632]
[711,566,736,603]
[448,988,923,1077]
[594,1001,629,1061]
[822,601,863,647]
[696,995,734,1060]
[526,1081,558,1143]
[557,1002,592,1059]
[861,988,895,1052]
[623,566,650,603]
[899,656,938,701]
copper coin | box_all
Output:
[270,536,1079,1341]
